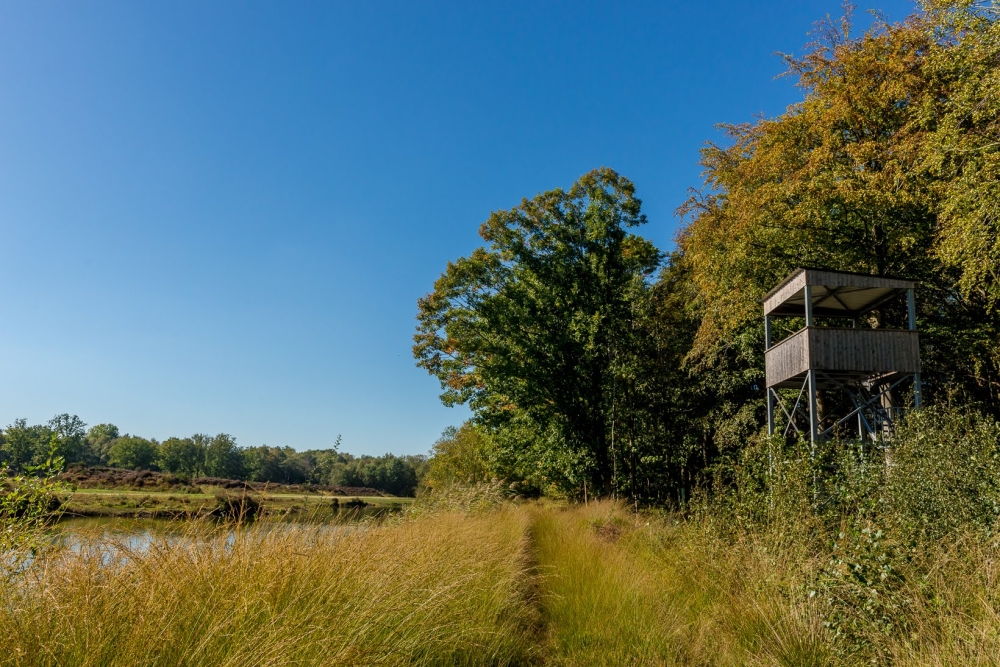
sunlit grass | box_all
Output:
[0,509,539,667]
[7,498,1000,665]
[532,501,830,666]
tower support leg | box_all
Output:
[808,369,818,447]
[767,388,775,436]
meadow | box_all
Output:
[6,488,1000,666]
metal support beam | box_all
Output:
[803,285,817,446]
[765,314,774,435]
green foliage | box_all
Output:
[816,522,915,662]
[242,445,308,484]
[424,423,492,491]
[46,414,87,465]
[882,406,1000,542]
[203,433,244,479]
[414,167,661,496]
[0,419,48,472]
[158,437,206,476]
[0,458,66,575]
[85,423,120,464]
[329,454,422,497]
[107,435,160,471]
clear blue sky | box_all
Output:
[0,0,913,455]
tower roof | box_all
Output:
[763,268,915,318]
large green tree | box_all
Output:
[1,419,50,472]
[158,437,205,476]
[203,433,244,479]
[107,435,160,471]
[414,168,660,495]
[85,423,120,465]
[47,414,87,465]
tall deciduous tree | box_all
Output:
[159,437,205,476]
[414,168,660,495]
[108,435,160,471]
[204,433,244,479]
[47,414,87,465]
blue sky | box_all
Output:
[0,0,914,455]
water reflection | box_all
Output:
[50,504,406,558]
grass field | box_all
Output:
[6,500,999,665]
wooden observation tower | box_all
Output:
[764,268,922,444]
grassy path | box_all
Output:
[528,502,829,666]
[529,503,682,665]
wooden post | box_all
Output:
[907,288,922,408]
[765,315,774,435]
[804,285,818,445]
[804,284,814,328]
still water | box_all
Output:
[50,505,405,555]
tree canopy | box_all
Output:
[415,2,1000,503]
[415,168,660,495]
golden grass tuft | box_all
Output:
[0,510,540,667]
[7,499,1000,665]
[532,501,830,666]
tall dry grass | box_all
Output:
[533,501,1000,666]
[7,496,1000,665]
[0,510,540,667]
[532,501,830,666]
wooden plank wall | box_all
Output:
[765,328,920,387]
[809,328,920,374]
[765,329,809,387]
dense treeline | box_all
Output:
[417,2,1000,504]
[0,415,426,496]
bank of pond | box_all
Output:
[59,486,411,521]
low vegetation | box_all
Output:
[6,420,1000,666]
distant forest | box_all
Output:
[0,414,427,497]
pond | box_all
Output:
[49,504,407,554]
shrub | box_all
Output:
[212,493,262,521]
[883,407,1000,542]
[0,459,67,576]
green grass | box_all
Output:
[531,502,829,666]
[7,500,1000,665]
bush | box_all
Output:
[212,493,262,522]
[0,459,67,575]
[883,407,1000,542]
